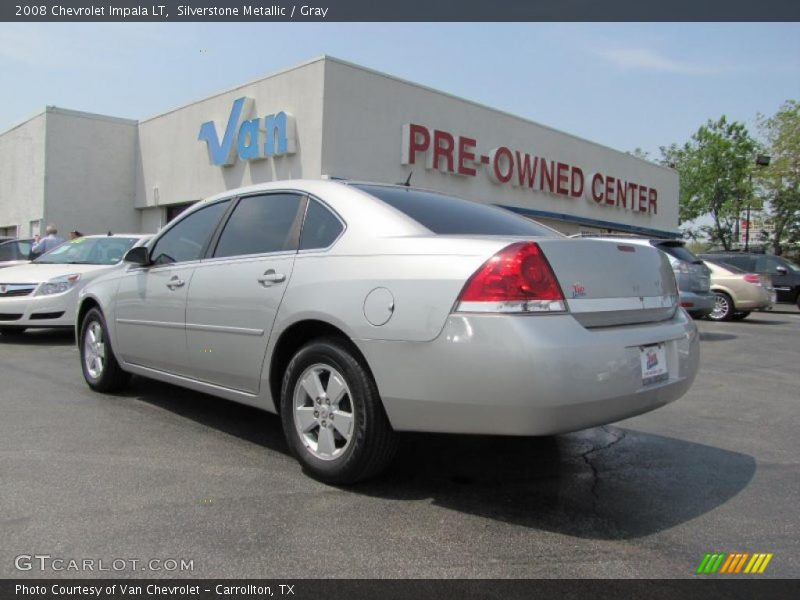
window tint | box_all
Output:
[151,200,229,265]
[353,184,558,237]
[0,242,15,261]
[18,240,31,258]
[720,255,754,270]
[214,194,303,258]
[300,199,344,250]
[756,256,784,274]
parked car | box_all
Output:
[0,234,150,336]
[573,235,714,318]
[699,252,800,308]
[76,180,699,484]
[703,259,774,321]
[0,238,34,269]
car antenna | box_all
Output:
[397,172,413,187]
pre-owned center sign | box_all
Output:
[402,123,659,215]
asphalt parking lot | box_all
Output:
[1,307,798,579]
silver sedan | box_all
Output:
[77,180,699,483]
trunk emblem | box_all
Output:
[571,283,586,298]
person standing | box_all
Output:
[32,224,65,255]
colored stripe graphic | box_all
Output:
[698,552,773,574]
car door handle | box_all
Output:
[166,277,185,290]
[257,270,286,286]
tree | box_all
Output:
[660,116,758,250]
[757,101,800,256]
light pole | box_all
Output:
[744,154,771,252]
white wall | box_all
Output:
[44,108,139,236]
[135,58,327,214]
[0,113,46,237]
[320,58,679,236]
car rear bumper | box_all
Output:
[0,294,74,328]
[679,290,715,316]
[358,308,699,436]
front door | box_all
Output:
[113,199,231,376]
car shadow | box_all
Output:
[0,328,74,346]
[128,377,756,542]
[699,332,737,341]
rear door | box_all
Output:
[185,192,306,393]
[757,256,796,302]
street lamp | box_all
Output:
[744,154,771,252]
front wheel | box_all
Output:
[79,308,130,392]
[280,338,397,484]
[708,292,735,321]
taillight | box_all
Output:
[456,242,566,313]
[743,273,761,285]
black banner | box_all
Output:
[2,0,800,22]
[3,579,800,600]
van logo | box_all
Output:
[198,97,297,167]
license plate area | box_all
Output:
[641,343,668,386]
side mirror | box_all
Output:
[775,266,788,276]
[124,246,150,266]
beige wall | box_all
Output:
[135,58,327,220]
[0,113,46,237]
[44,109,139,235]
[320,58,679,236]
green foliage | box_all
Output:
[757,100,800,256]
[660,116,758,250]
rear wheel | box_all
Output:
[79,308,130,392]
[280,337,397,484]
[0,326,26,336]
[709,292,735,321]
[731,312,751,321]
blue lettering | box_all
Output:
[198,98,296,166]
[237,118,263,161]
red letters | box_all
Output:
[457,136,477,176]
[490,147,514,183]
[432,130,455,173]
[556,162,569,196]
[591,173,604,203]
[516,152,538,188]
[570,166,584,198]
[403,123,429,165]
[648,188,658,214]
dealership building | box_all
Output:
[0,56,679,240]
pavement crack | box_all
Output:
[580,426,627,506]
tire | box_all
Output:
[731,312,751,321]
[280,337,398,485]
[708,292,735,321]
[0,326,26,336]
[79,308,130,392]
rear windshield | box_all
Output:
[651,241,701,264]
[353,184,558,237]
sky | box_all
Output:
[0,22,798,158]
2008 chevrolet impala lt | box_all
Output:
[76,180,699,483]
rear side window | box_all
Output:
[151,200,230,265]
[300,199,344,250]
[354,184,558,237]
[719,255,755,271]
[652,241,700,263]
[214,193,304,258]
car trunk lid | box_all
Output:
[535,238,678,327]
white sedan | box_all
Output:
[0,234,150,336]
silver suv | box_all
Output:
[575,235,714,318]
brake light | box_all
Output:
[743,273,761,285]
[456,242,566,313]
